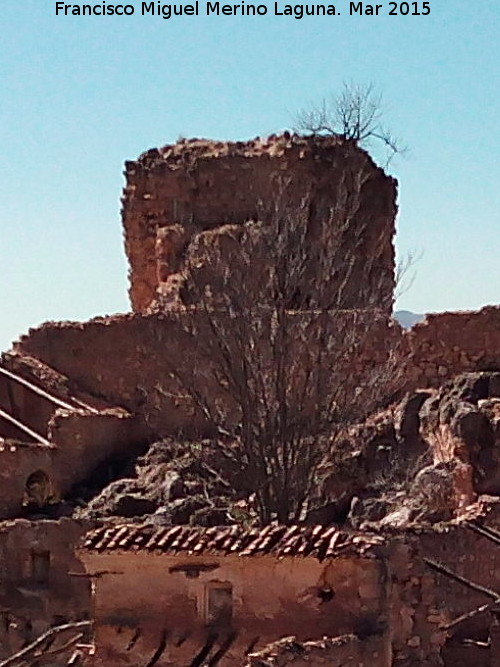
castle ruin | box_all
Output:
[0,135,499,665]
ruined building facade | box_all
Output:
[0,135,499,665]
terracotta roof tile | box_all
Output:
[82,524,384,561]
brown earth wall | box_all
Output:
[0,518,91,659]
[418,509,500,641]
[0,443,54,518]
[0,370,57,439]
[417,519,500,667]
[408,502,500,665]
[13,314,206,436]
[406,306,500,389]
[13,311,400,439]
[80,538,446,667]
[81,551,387,666]
[385,538,446,665]
[11,305,500,439]
[123,136,396,314]
[0,410,147,520]
[49,409,148,495]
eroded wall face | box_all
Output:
[82,552,387,666]
[0,369,59,440]
[418,514,500,667]
[407,307,500,388]
[419,508,500,637]
[0,519,90,660]
[122,137,397,314]
[81,540,448,667]
[0,445,54,518]
[49,409,148,497]
[386,539,446,666]
[13,306,500,442]
[14,312,400,438]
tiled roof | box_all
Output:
[82,524,384,560]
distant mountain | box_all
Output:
[394,310,425,329]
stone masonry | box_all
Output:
[122,134,397,314]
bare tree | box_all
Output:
[395,247,422,302]
[152,172,404,525]
[295,82,406,167]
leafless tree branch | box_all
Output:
[295,82,407,168]
[0,620,91,667]
[151,175,404,524]
[395,248,422,301]
[424,558,500,600]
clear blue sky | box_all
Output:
[1,0,499,351]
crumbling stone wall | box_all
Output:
[0,357,148,519]
[407,306,500,389]
[0,443,55,518]
[8,138,499,457]
[81,550,388,666]
[80,529,449,667]
[418,504,500,666]
[0,134,498,667]
[12,311,401,439]
[0,411,146,521]
[50,408,147,490]
[11,306,500,444]
[385,538,446,665]
[12,314,209,435]
[122,135,397,314]
[0,518,91,660]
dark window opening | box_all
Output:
[205,583,233,628]
[31,549,50,584]
[0,612,10,634]
[318,586,335,603]
[25,470,54,508]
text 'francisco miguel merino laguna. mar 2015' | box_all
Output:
[54,1,432,19]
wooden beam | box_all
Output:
[0,407,52,447]
[424,558,500,600]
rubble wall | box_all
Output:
[80,535,447,667]
[0,369,59,439]
[49,409,148,496]
[0,443,55,518]
[122,135,397,314]
[419,505,500,640]
[13,314,208,436]
[407,306,500,389]
[417,522,500,667]
[0,411,147,520]
[13,312,400,439]
[0,518,90,660]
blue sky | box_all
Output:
[1,0,499,351]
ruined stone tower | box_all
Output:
[121,134,397,314]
